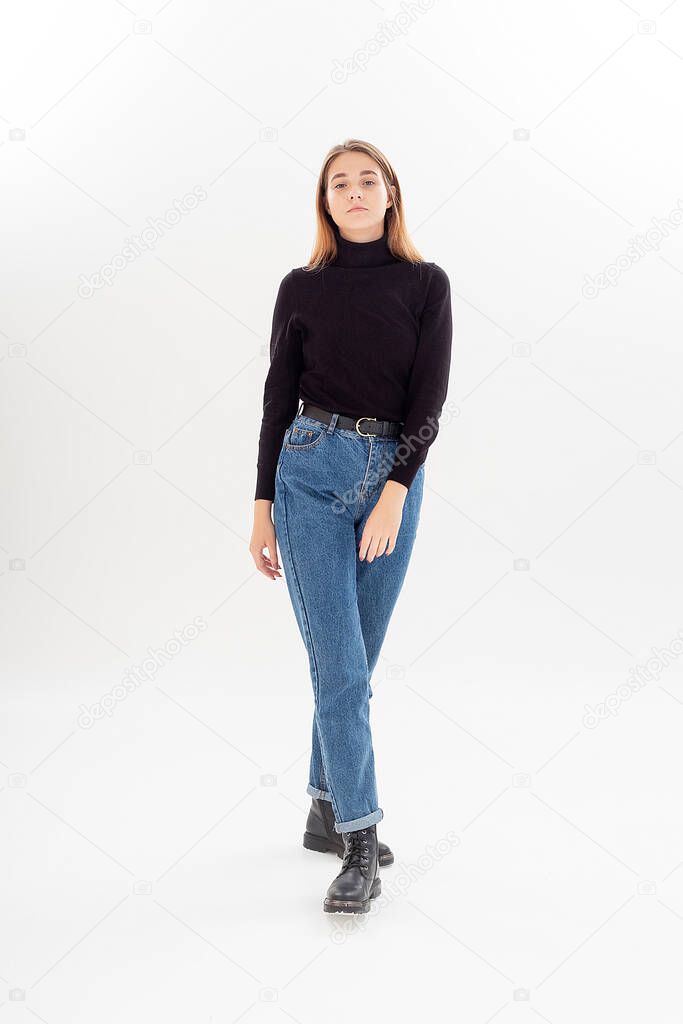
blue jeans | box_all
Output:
[273,411,424,833]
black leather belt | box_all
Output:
[300,402,403,438]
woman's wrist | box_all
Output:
[380,479,408,504]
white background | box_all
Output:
[2,0,683,1019]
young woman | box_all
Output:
[250,139,452,914]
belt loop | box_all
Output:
[327,412,339,434]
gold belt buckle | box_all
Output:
[355,416,377,437]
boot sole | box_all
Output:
[303,831,394,867]
[323,876,381,914]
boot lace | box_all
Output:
[342,828,370,872]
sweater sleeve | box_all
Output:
[254,270,303,501]
[386,263,452,491]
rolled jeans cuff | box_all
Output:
[334,807,383,833]
[307,784,383,833]
[306,783,332,802]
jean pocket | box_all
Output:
[285,422,327,451]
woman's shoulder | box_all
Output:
[393,258,450,290]
[417,261,451,302]
[276,266,315,291]
[422,261,450,286]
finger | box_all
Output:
[366,535,380,563]
[266,543,280,570]
[360,532,376,561]
[259,552,282,578]
[256,561,277,579]
[375,534,389,557]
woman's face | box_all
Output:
[324,151,393,237]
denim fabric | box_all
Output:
[273,411,424,833]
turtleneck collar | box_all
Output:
[331,220,397,268]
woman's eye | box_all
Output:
[333,180,376,189]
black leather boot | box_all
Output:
[323,824,381,914]
[303,796,394,866]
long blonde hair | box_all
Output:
[306,139,423,271]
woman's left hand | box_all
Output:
[358,481,408,562]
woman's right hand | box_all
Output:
[250,501,282,580]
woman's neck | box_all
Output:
[331,221,397,268]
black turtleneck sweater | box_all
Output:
[254,222,452,501]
